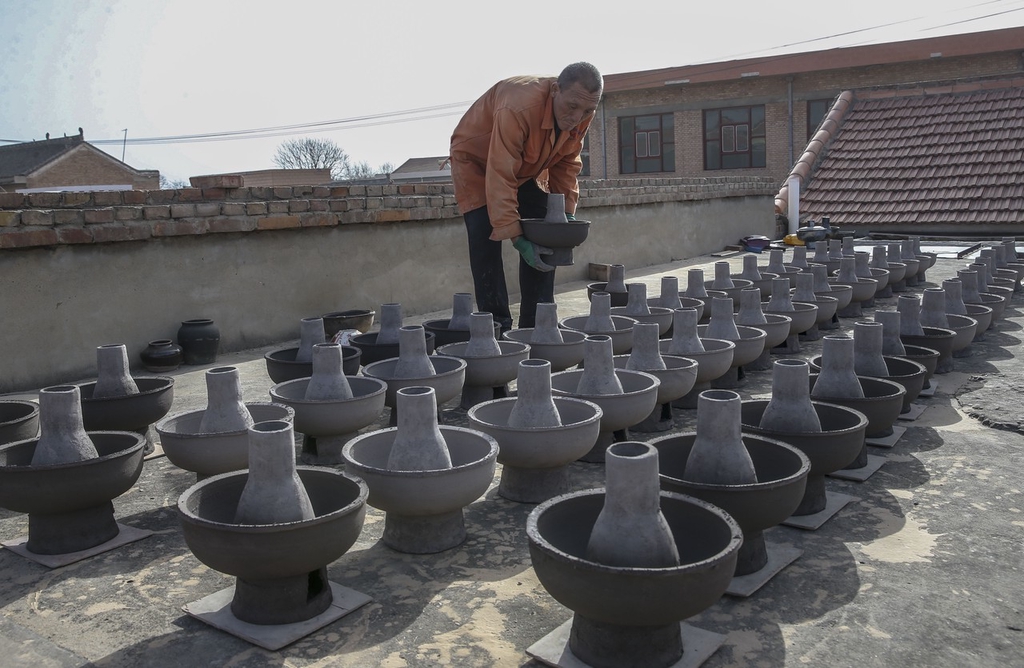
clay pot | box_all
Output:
[605,264,628,295]
[811,373,905,441]
[393,326,437,378]
[436,321,531,409]
[32,385,98,466]
[468,358,601,503]
[876,310,908,356]
[584,291,617,332]
[550,341,661,462]
[304,343,354,401]
[740,399,867,515]
[654,276,684,310]
[625,322,666,372]
[92,344,139,399]
[0,400,40,445]
[177,466,367,625]
[587,442,681,568]
[140,339,183,373]
[376,303,403,345]
[665,308,705,354]
[681,390,756,485]
[763,249,801,287]
[271,371,386,464]
[706,296,740,341]
[812,335,865,398]
[322,309,375,338]
[198,367,255,434]
[577,335,625,395]
[612,284,673,335]
[527,486,741,668]
[78,375,175,436]
[234,420,314,525]
[920,288,950,328]
[587,264,629,306]
[350,331,436,366]
[502,326,585,374]
[508,359,562,428]
[853,321,890,378]
[0,425,145,555]
[361,331,467,424]
[705,263,753,305]
[342,388,498,553]
[761,360,823,434]
[296,317,326,363]
[739,254,777,299]
[533,302,566,344]
[386,387,453,471]
[560,294,636,355]
[684,268,709,299]
[616,325,697,430]
[655,424,810,577]
[157,403,295,479]
[463,312,503,357]
[177,318,220,365]
[448,293,475,331]
[264,345,361,383]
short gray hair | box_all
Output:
[558,62,603,95]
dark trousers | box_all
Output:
[464,180,555,331]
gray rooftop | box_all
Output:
[1,249,1022,667]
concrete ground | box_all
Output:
[1,249,1022,668]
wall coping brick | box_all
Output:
[0,177,777,250]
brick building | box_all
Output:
[0,130,159,193]
[587,25,1024,191]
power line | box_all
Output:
[0,101,473,146]
[1,4,1019,148]
[603,1,1023,89]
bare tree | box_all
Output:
[273,137,351,180]
[160,175,190,189]
[347,160,397,179]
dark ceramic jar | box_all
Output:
[177,319,220,365]
[140,339,184,372]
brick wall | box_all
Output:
[0,178,777,250]
[0,178,777,391]
[589,52,1022,185]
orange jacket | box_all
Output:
[449,76,591,241]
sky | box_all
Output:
[2,0,1023,184]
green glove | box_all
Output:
[512,236,555,272]
[566,212,576,221]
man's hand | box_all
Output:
[512,236,555,272]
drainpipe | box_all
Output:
[787,175,800,235]
[787,77,794,169]
[600,101,607,179]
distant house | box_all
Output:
[389,157,452,183]
[592,25,1024,233]
[325,157,452,187]
[0,130,159,193]
[189,168,333,189]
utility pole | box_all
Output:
[121,129,128,162]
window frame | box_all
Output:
[702,105,766,170]
[618,113,675,174]
[807,98,833,141]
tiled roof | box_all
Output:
[392,156,450,175]
[603,26,1024,92]
[798,84,1024,227]
[0,135,83,179]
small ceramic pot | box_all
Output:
[140,339,184,372]
[177,319,220,365]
